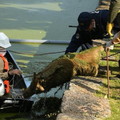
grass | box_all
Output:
[98,44,120,120]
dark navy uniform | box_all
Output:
[65,10,109,54]
[65,9,120,54]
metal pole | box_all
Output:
[118,55,120,77]
[106,48,110,98]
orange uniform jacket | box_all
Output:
[0,54,9,80]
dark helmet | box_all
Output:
[78,12,93,30]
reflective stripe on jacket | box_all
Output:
[0,54,9,79]
[0,54,9,71]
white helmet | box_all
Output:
[0,78,5,96]
[0,32,11,48]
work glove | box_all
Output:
[105,31,120,50]
[105,41,114,50]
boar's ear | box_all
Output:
[32,72,38,83]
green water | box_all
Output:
[0,0,97,40]
[0,0,98,119]
[9,43,67,74]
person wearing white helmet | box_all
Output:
[0,32,22,96]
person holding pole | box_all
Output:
[106,31,120,78]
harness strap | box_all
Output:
[3,80,10,93]
[0,54,9,71]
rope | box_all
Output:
[9,75,26,99]
[102,51,120,59]
[106,48,110,98]
[9,50,65,56]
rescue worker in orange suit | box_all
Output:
[106,0,120,37]
[0,32,22,96]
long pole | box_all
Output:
[106,48,110,98]
[10,39,69,44]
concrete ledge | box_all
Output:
[57,76,111,120]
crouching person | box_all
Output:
[0,32,22,96]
